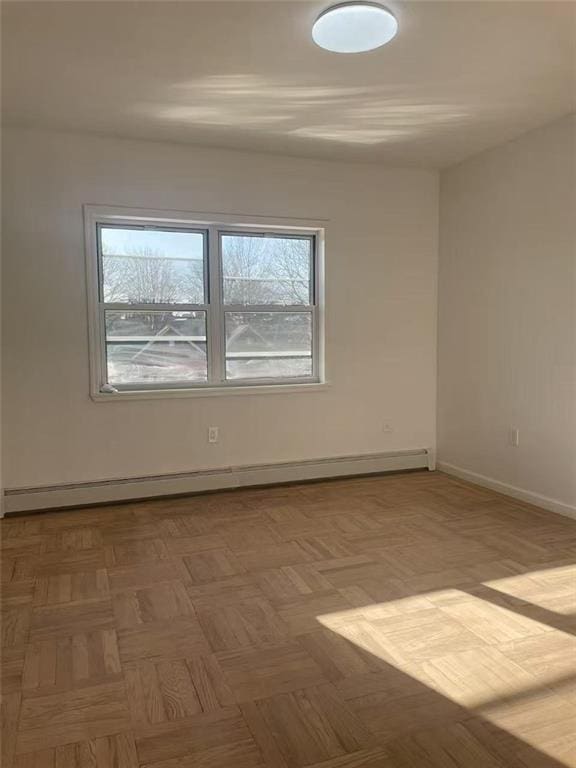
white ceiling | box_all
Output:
[2,1,575,167]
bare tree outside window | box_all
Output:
[102,248,205,305]
[222,234,311,306]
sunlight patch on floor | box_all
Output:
[484,566,576,616]
[317,586,576,767]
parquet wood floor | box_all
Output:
[2,471,575,767]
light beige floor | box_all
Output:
[2,471,575,767]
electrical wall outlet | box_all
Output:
[508,427,520,448]
[208,426,219,444]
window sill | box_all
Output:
[91,381,330,402]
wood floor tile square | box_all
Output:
[118,616,209,662]
[163,534,226,555]
[1,536,44,557]
[344,682,465,743]
[330,512,390,537]
[33,569,109,606]
[263,502,317,525]
[236,543,312,572]
[22,629,121,694]
[43,527,104,552]
[80,732,141,768]
[107,561,181,592]
[293,536,354,561]
[34,549,107,577]
[530,563,576,589]
[477,686,576,760]
[2,606,31,647]
[276,591,355,636]
[312,617,422,676]
[105,539,168,567]
[101,520,161,545]
[112,581,194,629]
[385,540,502,575]
[216,641,326,702]
[470,531,554,564]
[348,593,437,621]
[497,631,576,681]
[221,521,281,552]
[298,629,386,682]
[14,732,139,768]
[266,517,332,543]
[196,596,287,652]
[384,720,510,768]
[367,607,486,664]
[481,571,576,617]
[186,654,236,711]
[257,565,333,602]
[1,645,26,693]
[315,556,390,589]
[241,684,372,767]
[170,509,257,535]
[29,598,114,641]
[520,584,576,618]
[436,593,553,644]
[16,681,131,753]
[301,497,384,518]
[41,509,124,533]
[186,575,263,606]
[3,557,36,584]
[335,664,435,704]
[321,607,484,669]
[420,646,536,708]
[344,527,421,555]
[2,519,44,539]
[179,549,245,585]
[465,716,575,768]
[134,707,254,765]
[159,516,208,538]
[125,658,202,725]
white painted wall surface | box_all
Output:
[2,128,438,489]
[438,115,576,512]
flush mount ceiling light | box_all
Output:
[312,2,398,53]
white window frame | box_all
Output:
[84,205,326,400]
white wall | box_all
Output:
[2,128,438,490]
[438,115,576,513]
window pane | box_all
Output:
[225,312,312,380]
[100,227,205,304]
[221,234,312,305]
[105,311,207,385]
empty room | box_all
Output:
[1,1,575,766]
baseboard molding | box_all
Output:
[437,461,576,520]
[3,449,430,514]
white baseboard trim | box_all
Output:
[437,461,576,520]
[3,449,430,514]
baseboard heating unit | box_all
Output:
[3,448,433,514]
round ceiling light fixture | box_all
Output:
[312,2,398,53]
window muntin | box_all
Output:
[91,215,321,393]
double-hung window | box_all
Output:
[85,207,323,397]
